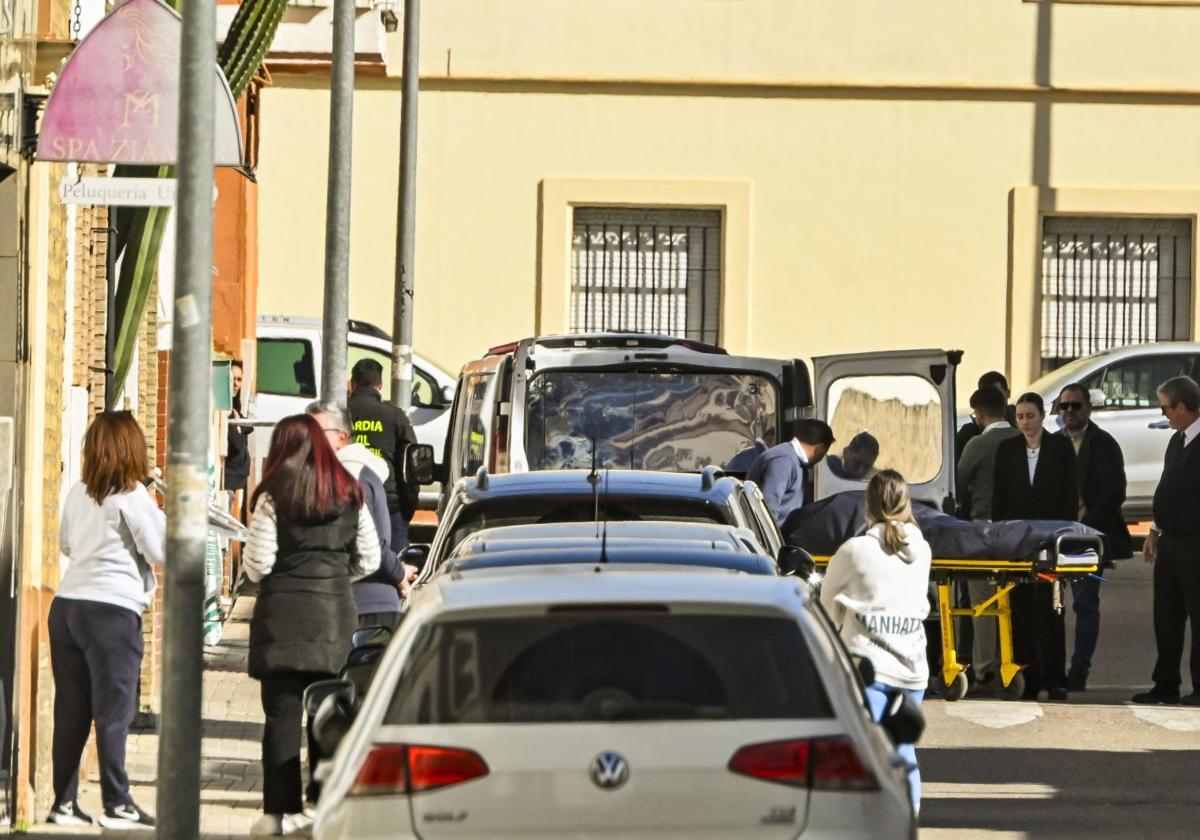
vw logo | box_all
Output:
[588,751,629,791]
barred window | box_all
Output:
[570,207,722,344]
[1040,216,1192,374]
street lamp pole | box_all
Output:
[320,0,356,399]
[390,0,419,410]
[157,0,217,831]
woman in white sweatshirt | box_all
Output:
[820,469,932,811]
[50,412,163,830]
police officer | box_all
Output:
[346,358,419,550]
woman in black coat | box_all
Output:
[993,391,1079,701]
[242,414,380,834]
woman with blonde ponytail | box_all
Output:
[820,469,932,811]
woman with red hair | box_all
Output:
[243,414,380,836]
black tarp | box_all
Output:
[783,491,1104,560]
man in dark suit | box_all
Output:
[1133,375,1200,705]
[746,419,835,526]
[1055,383,1133,691]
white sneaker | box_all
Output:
[250,812,285,837]
[281,812,314,836]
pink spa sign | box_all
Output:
[38,0,243,165]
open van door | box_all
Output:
[445,354,509,486]
[812,349,962,512]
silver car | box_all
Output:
[1024,341,1200,518]
[312,565,919,839]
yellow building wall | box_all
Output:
[256,0,1200,396]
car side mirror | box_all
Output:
[777,545,815,580]
[402,543,431,572]
[1088,388,1107,409]
[310,679,356,758]
[340,658,382,702]
[350,625,393,651]
[880,692,926,746]
[404,443,436,485]
[851,654,876,687]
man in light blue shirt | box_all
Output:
[746,419,835,526]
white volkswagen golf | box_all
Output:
[312,565,919,839]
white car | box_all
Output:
[1023,341,1200,518]
[254,314,457,456]
[312,565,918,839]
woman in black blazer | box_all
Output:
[993,392,1079,701]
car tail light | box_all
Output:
[351,745,408,796]
[409,745,489,792]
[728,736,878,791]
[809,736,880,791]
[728,739,809,787]
[350,744,489,797]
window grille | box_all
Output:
[1040,216,1192,374]
[570,206,722,344]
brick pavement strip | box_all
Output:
[19,598,267,839]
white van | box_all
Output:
[254,315,457,455]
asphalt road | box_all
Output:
[919,555,1200,839]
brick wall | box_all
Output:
[143,349,170,714]
[70,201,107,411]
[32,163,69,815]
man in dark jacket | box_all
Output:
[1133,375,1200,705]
[1055,383,1132,691]
[308,400,415,630]
[346,358,420,550]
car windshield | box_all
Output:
[385,613,832,724]
[445,496,728,552]
[525,370,778,471]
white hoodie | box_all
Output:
[819,521,932,690]
[337,442,390,484]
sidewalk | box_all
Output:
[23,597,266,839]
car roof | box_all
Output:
[422,565,805,615]
[453,521,766,554]
[443,542,777,576]
[451,468,744,506]
[1030,341,1200,393]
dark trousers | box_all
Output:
[260,670,332,814]
[48,597,143,809]
[1011,582,1067,694]
[1151,536,1200,692]
[1069,576,1102,678]
[357,612,401,632]
[389,511,409,552]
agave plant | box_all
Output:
[108,0,288,398]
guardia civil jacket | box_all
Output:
[347,387,420,519]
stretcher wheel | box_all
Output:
[999,671,1026,701]
[937,671,969,701]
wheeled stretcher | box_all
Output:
[811,533,1104,701]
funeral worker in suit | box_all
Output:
[993,392,1078,701]
[955,385,1020,689]
[1054,383,1132,692]
[1132,375,1200,706]
[746,419,835,526]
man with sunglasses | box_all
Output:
[1055,384,1132,691]
[1133,375,1200,705]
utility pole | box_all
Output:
[390,0,419,410]
[320,0,355,399]
[157,0,216,831]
